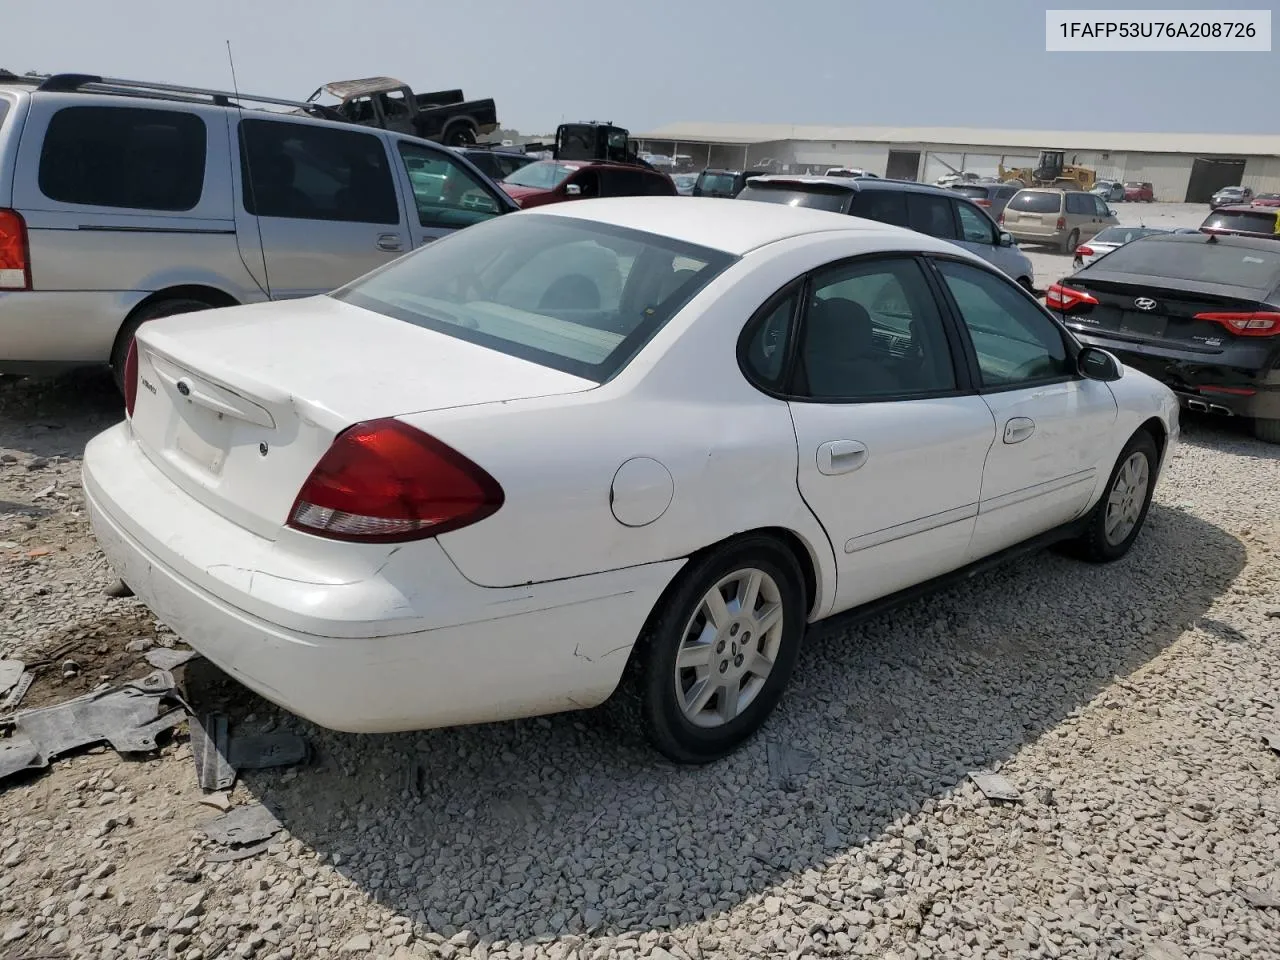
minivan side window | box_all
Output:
[1092,195,1111,217]
[239,119,399,224]
[849,190,909,228]
[906,193,959,240]
[955,202,996,244]
[39,106,207,211]
[1065,192,1092,215]
[396,141,502,229]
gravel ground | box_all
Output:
[1,364,1278,960]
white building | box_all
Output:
[634,122,1280,202]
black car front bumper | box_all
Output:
[1068,327,1280,420]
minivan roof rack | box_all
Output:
[34,73,332,116]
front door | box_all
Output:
[391,139,509,249]
[784,255,996,613]
[235,117,409,299]
[930,258,1118,559]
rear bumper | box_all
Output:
[1006,225,1064,243]
[83,422,681,733]
[1069,328,1280,420]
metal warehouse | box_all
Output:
[635,122,1280,202]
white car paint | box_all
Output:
[82,197,1178,740]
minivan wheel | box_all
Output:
[110,298,213,395]
[1254,418,1280,445]
[1069,430,1159,563]
[627,537,807,764]
[1061,228,1080,254]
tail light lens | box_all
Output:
[1056,216,1067,230]
[1045,282,1099,312]
[997,213,1005,224]
[123,338,139,418]
[0,209,31,291]
[1193,311,1280,337]
[287,418,504,543]
[976,199,992,207]
[1076,245,1094,257]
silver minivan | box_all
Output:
[0,74,517,387]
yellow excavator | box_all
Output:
[999,150,1096,190]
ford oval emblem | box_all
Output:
[176,379,191,397]
[1134,297,1157,311]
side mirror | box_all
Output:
[564,183,582,197]
[1106,206,1117,217]
[1078,346,1123,382]
[998,231,1015,247]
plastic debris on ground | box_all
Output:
[968,770,1022,803]
[201,802,283,861]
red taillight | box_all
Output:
[997,213,1005,224]
[976,199,992,207]
[123,339,139,419]
[0,209,31,291]
[1045,282,1099,312]
[287,419,504,543]
[1076,245,1094,257]
[1056,216,1067,230]
[1193,311,1280,337]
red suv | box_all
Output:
[1123,181,1154,202]
[498,160,676,208]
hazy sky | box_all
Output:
[6,0,1277,135]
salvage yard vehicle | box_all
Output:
[1200,204,1280,241]
[1210,185,1253,209]
[1073,225,1175,268]
[739,176,1035,291]
[1123,181,1154,203]
[498,160,676,208]
[306,77,499,147]
[1000,187,1118,253]
[82,198,1179,763]
[1091,180,1125,203]
[1049,231,1280,443]
[999,150,1096,191]
[1252,193,1280,208]
[0,73,516,388]
[949,181,1022,220]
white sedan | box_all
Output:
[83,198,1180,764]
[1072,225,1175,268]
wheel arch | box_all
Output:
[110,284,240,367]
[1137,415,1168,467]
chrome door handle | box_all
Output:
[1003,417,1036,444]
[376,233,404,251]
[817,440,868,475]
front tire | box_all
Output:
[628,537,807,764]
[1071,430,1159,563]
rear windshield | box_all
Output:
[333,214,737,382]
[950,185,990,200]
[697,173,740,194]
[1202,209,1279,235]
[502,161,576,189]
[1007,191,1061,213]
[738,182,850,213]
[1089,237,1280,290]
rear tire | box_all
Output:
[1069,430,1159,563]
[1061,228,1080,255]
[110,298,214,395]
[1254,418,1280,444]
[623,536,808,764]
[442,124,477,147]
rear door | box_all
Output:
[905,191,961,243]
[932,258,1117,559]
[235,116,408,299]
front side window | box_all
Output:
[936,259,1071,388]
[906,194,958,240]
[334,214,736,382]
[1092,195,1111,216]
[397,141,502,229]
[240,119,398,224]
[793,258,957,400]
[956,202,996,244]
[39,106,206,211]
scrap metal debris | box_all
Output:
[0,671,185,783]
[202,802,282,859]
[190,713,235,792]
[968,770,1022,803]
[198,791,233,813]
[144,647,200,672]
[766,739,816,791]
[228,733,310,771]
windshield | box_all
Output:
[502,161,577,190]
[697,173,740,194]
[1202,209,1280,236]
[333,215,737,382]
[738,182,850,213]
[1007,191,1061,213]
[1089,237,1280,289]
[1091,226,1166,244]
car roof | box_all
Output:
[521,196,965,257]
[1210,203,1276,213]
[749,175,959,198]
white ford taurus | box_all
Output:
[82,198,1179,764]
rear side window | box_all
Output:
[1092,237,1280,289]
[38,106,206,211]
[239,118,399,225]
[849,190,909,227]
[1007,191,1061,214]
[1065,193,1092,215]
[906,193,958,240]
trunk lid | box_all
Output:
[129,295,594,539]
[1060,272,1266,352]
